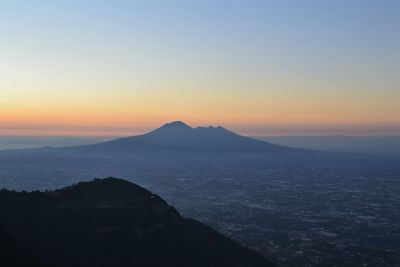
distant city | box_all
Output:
[1,122,399,266]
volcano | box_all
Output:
[83,121,297,153]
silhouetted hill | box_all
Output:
[0,178,277,267]
[0,222,54,267]
[79,121,297,153]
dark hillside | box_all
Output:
[0,178,277,267]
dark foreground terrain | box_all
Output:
[0,177,276,267]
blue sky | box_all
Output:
[1,0,399,136]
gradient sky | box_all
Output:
[1,0,399,136]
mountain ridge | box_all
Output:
[0,177,278,267]
[79,121,299,153]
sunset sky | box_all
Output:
[1,0,399,136]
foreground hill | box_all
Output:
[0,177,277,267]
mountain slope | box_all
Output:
[0,177,277,267]
[79,121,297,153]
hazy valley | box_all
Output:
[1,122,399,267]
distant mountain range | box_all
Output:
[75,121,298,153]
[0,178,277,267]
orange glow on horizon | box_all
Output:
[1,104,398,137]
[1,1,398,137]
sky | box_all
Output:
[0,0,399,136]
